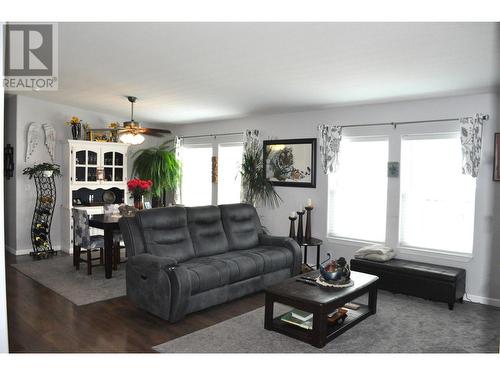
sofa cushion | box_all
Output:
[136,207,196,262]
[220,204,262,250]
[182,246,294,295]
[187,206,229,257]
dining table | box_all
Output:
[88,214,122,279]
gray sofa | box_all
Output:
[119,203,301,322]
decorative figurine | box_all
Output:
[319,253,351,285]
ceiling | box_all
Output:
[17,22,500,125]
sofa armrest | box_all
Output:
[126,254,177,321]
[259,233,302,276]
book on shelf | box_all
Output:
[280,311,313,330]
[291,309,313,321]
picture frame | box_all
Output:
[86,129,112,142]
[263,138,316,188]
[493,133,500,181]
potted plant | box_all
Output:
[23,163,62,179]
[131,140,181,207]
[240,139,282,208]
[127,178,153,210]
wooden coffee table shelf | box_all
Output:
[264,271,378,348]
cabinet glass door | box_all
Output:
[73,147,100,183]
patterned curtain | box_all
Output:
[460,114,485,178]
[244,129,260,151]
[318,124,342,174]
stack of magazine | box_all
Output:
[280,309,313,330]
[281,308,350,330]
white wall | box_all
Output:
[168,92,500,305]
[6,95,149,254]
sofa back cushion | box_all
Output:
[220,203,262,251]
[187,206,229,256]
[135,207,195,262]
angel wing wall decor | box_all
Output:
[43,123,56,162]
[26,122,43,162]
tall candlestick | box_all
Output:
[305,206,313,241]
[288,216,297,238]
[296,210,305,242]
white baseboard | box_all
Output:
[467,294,500,308]
[6,245,66,256]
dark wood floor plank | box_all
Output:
[5,252,265,352]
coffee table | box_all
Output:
[264,270,378,348]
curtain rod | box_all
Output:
[179,131,244,140]
[335,114,489,129]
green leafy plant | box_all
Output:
[22,163,61,179]
[131,140,181,207]
[241,139,282,208]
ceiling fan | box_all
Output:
[95,96,171,145]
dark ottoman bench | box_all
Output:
[350,258,466,310]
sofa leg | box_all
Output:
[448,302,454,310]
[458,297,464,304]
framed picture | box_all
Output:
[86,130,112,142]
[263,138,316,188]
[494,133,500,181]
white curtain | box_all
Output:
[460,114,485,178]
[318,124,342,174]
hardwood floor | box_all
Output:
[5,252,265,352]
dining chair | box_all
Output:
[72,208,105,275]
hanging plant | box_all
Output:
[131,140,181,207]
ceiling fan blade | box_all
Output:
[92,127,124,131]
[143,128,172,134]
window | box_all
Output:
[178,137,243,206]
[400,133,476,253]
[327,137,389,242]
[217,143,243,204]
[179,145,213,206]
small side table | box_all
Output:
[294,237,323,270]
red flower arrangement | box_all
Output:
[127,178,153,199]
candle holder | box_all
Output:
[288,216,297,238]
[296,210,305,242]
[305,206,313,241]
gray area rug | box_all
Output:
[11,255,126,305]
[154,291,500,353]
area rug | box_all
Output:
[11,255,126,305]
[153,291,500,353]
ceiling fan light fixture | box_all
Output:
[119,132,145,145]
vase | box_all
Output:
[71,123,82,140]
[133,196,144,210]
[71,125,78,140]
